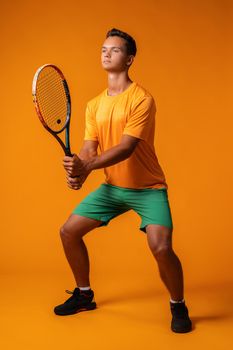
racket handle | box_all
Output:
[65,149,73,157]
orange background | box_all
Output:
[1,0,233,349]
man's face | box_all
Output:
[101,36,133,72]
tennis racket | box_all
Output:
[32,64,72,156]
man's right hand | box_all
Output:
[66,174,82,190]
[66,171,91,190]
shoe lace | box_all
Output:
[64,288,94,304]
[65,289,75,295]
[63,289,81,303]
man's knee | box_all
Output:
[60,223,83,241]
[60,225,71,240]
[150,243,173,261]
[150,242,172,260]
[59,215,101,241]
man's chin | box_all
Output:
[102,64,112,70]
[102,66,124,73]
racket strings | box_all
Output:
[39,92,67,122]
[37,72,67,128]
[36,67,69,132]
[37,87,67,129]
[37,73,67,108]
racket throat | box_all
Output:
[65,125,72,156]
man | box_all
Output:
[54,28,192,333]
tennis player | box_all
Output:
[54,28,192,333]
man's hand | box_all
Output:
[63,154,83,177]
[66,174,81,190]
[63,154,92,190]
[63,153,93,177]
[66,174,88,190]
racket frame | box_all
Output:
[32,63,72,156]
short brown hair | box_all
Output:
[106,28,137,56]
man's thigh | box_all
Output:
[146,223,173,252]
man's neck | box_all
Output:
[107,72,133,96]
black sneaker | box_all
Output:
[170,301,192,333]
[54,288,97,316]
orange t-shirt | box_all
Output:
[84,81,168,189]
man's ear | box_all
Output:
[126,55,134,67]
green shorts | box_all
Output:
[72,183,173,233]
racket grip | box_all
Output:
[65,149,73,157]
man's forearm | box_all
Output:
[87,144,132,171]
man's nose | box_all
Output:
[104,50,111,57]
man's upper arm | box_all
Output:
[78,140,99,160]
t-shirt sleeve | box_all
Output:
[122,96,155,141]
[84,102,98,141]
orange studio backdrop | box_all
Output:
[0,0,233,349]
[1,0,232,290]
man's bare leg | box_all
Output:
[146,224,184,301]
[60,214,102,287]
[146,224,192,332]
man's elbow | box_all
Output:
[89,150,98,159]
[121,143,138,159]
[78,149,97,160]
[119,135,140,159]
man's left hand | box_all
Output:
[63,154,93,190]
